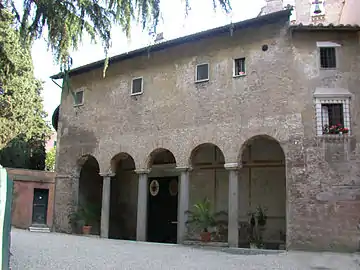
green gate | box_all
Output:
[0,165,13,270]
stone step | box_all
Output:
[29,226,51,233]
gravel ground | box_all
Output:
[10,228,360,270]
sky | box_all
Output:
[29,0,293,125]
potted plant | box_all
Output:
[186,198,217,242]
[248,211,258,248]
[256,206,267,227]
[247,206,268,249]
[68,202,100,235]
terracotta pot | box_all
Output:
[250,243,258,249]
[200,231,211,242]
[82,225,92,235]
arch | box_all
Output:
[147,148,177,168]
[238,134,285,163]
[77,154,102,235]
[189,143,226,166]
[109,152,137,240]
[110,152,136,172]
[237,134,287,249]
[187,143,229,242]
[77,154,100,170]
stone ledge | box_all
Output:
[183,240,229,247]
[317,135,353,142]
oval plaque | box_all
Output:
[149,180,159,196]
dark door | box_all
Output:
[147,177,178,243]
[32,188,49,224]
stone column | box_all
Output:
[177,167,190,243]
[100,173,114,238]
[136,169,150,241]
[225,163,239,248]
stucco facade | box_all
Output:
[53,9,360,251]
[7,168,55,230]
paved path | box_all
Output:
[10,228,360,270]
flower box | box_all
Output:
[323,124,349,135]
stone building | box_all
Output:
[51,1,360,251]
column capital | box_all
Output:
[175,166,192,172]
[224,162,240,170]
[135,169,151,175]
[100,172,115,177]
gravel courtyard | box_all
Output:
[10,228,360,270]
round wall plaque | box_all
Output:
[149,180,159,196]
[169,179,178,196]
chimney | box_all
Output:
[154,32,164,43]
[259,0,284,16]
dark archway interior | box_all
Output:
[78,155,102,235]
[239,136,286,249]
[109,153,137,240]
[149,148,176,167]
[188,143,228,242]
[190,143,225,166]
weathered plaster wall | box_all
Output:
[55,21,299,176]
[287,31,360,251]
[340,0,360,25]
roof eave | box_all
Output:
[289,24,360,32]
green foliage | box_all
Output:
[69,202,101,227]
[247,206,268,247]
[45,146,56,171]
[4,0,231,69]
[0,9,51,169]
[186,197,223,232]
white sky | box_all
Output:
[29,0,293,124]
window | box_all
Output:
[320,47,336,69]
[195,63,209,82]
[322,104,343,126]
[131,77,143,95]
[234,58,246,76]
[315,94,351,136]
[74,90,84,106]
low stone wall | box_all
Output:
[6,168,55,229]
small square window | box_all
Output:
[320,47,336,69]
[195,63,209,82]
[234,58,246,76]
[74,90,84,106]
[131,77,143,95]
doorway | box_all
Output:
[147,177,178,243]
[32,188,49,225]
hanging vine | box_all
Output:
[60,55,76,102]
